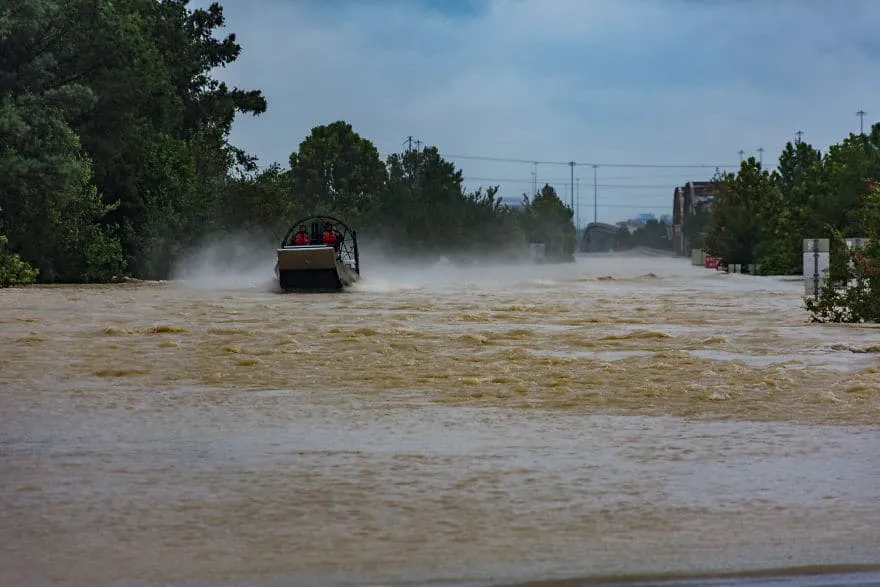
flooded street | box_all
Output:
[1,253,879,586]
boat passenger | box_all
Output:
[322,222,340,249]
[292,226,310,246]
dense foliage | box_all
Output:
[0,1,576,287]
[615,219,673,252]
[699,125,880,322]
[803,182,880,323]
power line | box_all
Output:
[499,201,671,210]
[598,172,710,180]
[463,175,708,184]
[460,176,684,189]
[439,152,738,169]
[387,141,739,170]
[591,204,670,209]
[593,183,675,189]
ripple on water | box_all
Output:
[1,255,879,586]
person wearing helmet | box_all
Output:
[292,225,310,246]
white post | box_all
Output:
[802,238,830,297]
[529,242,546,264]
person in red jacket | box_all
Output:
[322,222,340,250]
[292,226,309,246]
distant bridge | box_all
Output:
[581,222,619,253]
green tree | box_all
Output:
[218,163,296,243]
[368,145,529,257]
[0,0,267,280]
[0,94,125,282]
[0,235,39,287]
[463,186,527,255]
[374,145,470,250]
[31,0,265,277]
[704,158,778,266]
[628,219,673,250]
[805,180,880,322]
[520,184,576,262]
[753,141,824,275]
[818,131,880,235]
[290,121,387,222]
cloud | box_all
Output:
[198,0,880,223]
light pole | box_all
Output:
[593,164,598,224]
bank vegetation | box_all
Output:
[699,126,880,322]
[0,1,576,288]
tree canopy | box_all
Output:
[697,125,880,322]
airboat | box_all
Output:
[274,215,360,292]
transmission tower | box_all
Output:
[856,110,866,135]
[795,130,804,144]
[757,147,764,165]
[403,136,424,153]
[569,161,575,211]
[738,149,745,162]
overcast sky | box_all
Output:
[197,0,880,225]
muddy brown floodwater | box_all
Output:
[1,253,879,587]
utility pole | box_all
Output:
[569,161,575,212]
[592,164,598,224]
[531,162,538,196]
[757,147,764,165]
[576,178,580,230]
[856,110,866,135]
[795,130,804,144]
[738,149,745,162]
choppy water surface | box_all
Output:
[1,253,879,587]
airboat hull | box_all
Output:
[276,215,361,293]
[275,245,359,292]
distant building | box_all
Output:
[499,196,525,209]
[625,212,656,227]
[672,181,718,256]
[614,212,664,234]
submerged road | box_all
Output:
[1,253,878,586]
